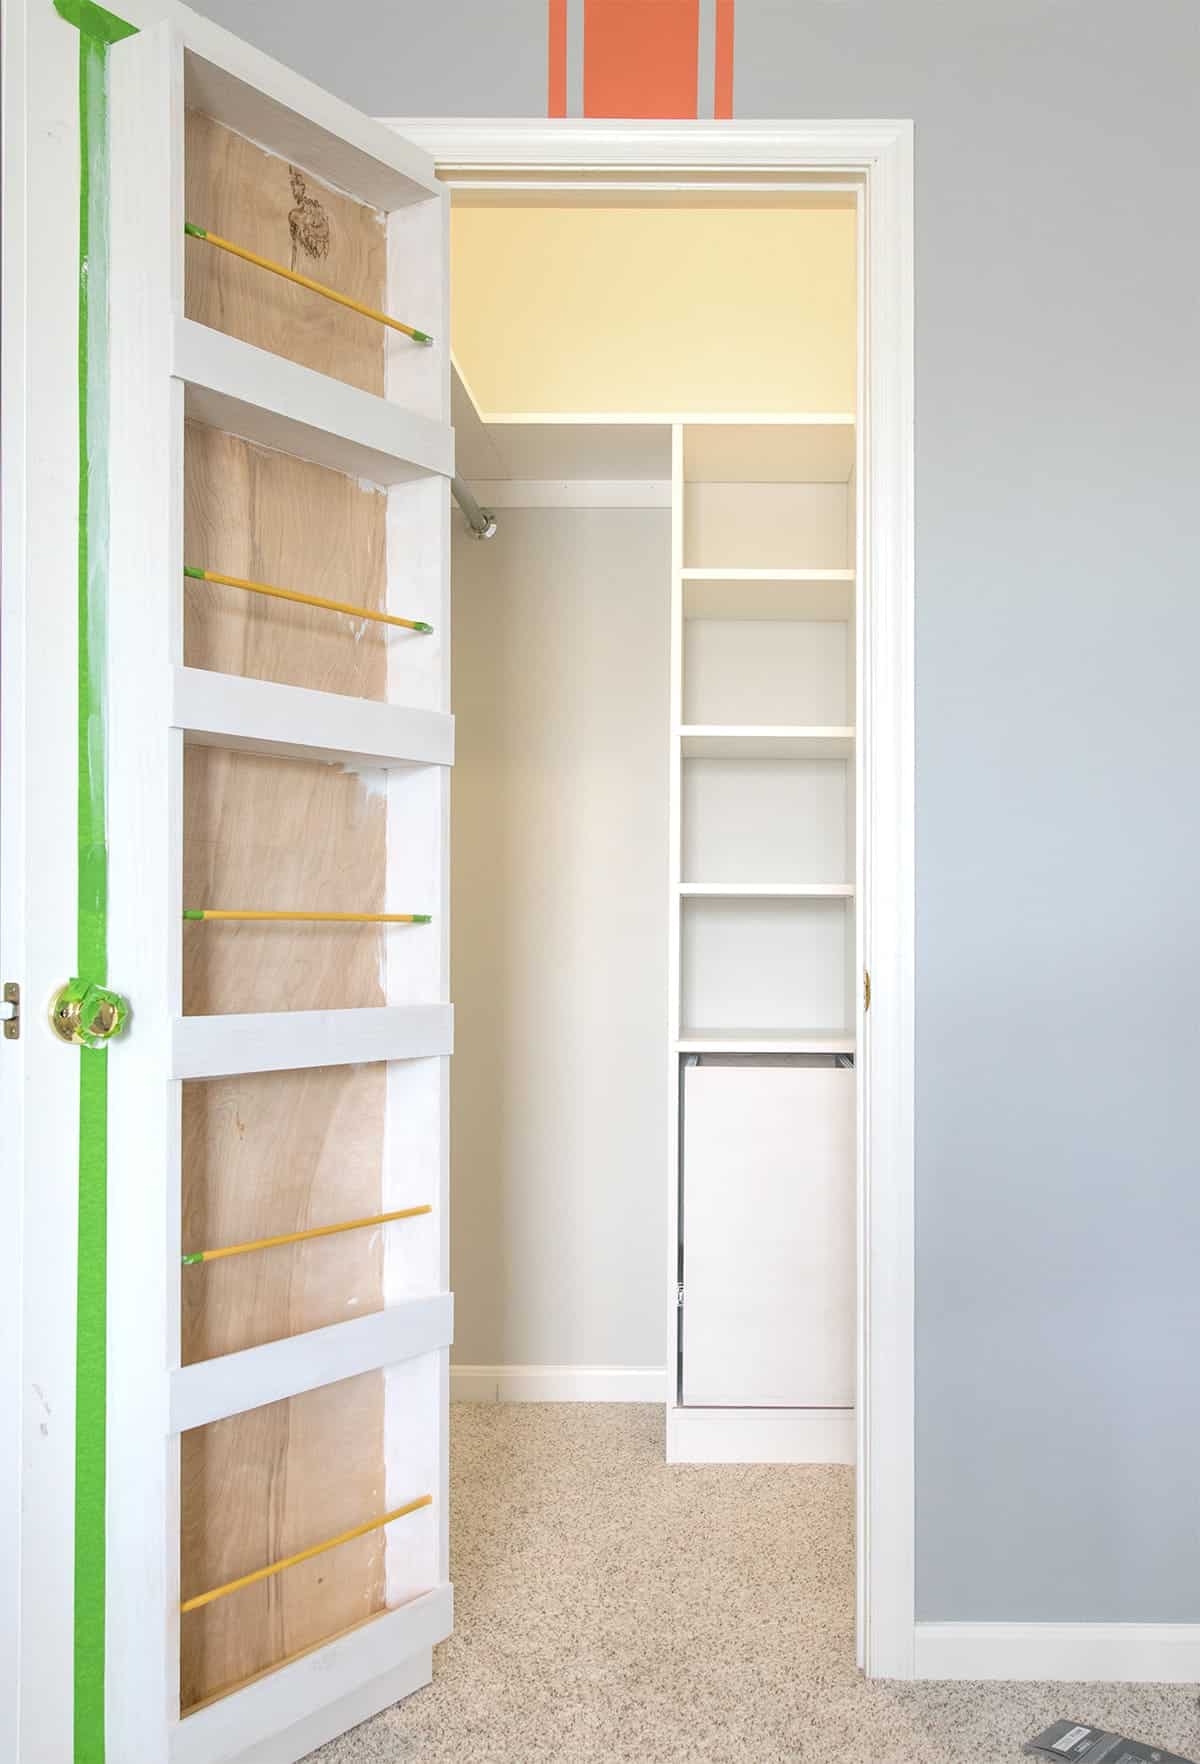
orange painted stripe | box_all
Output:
[714,0,734,118]
[583,0,700,120]
[548,0,568,117]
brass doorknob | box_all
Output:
[49,980,130,1048]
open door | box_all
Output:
[7,7,453,1760]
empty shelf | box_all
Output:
[680,726,855,759]
[678,1026,856,1054]
[679,882,853,898]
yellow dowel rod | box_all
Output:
[182,1205,432,1266]
[183,221,433,343]
[183,910,431,924]
[184,565,433,634]
[179,1496,433,1615]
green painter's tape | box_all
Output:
[55,2,137,1758]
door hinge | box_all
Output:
[863,968,871,1012]
[676,1282,684,1309]
[2,982,19,1040]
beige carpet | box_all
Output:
[309,1404,1199,1763]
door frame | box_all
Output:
[389,117,915,1680]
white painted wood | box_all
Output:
[171,1296,454,1433]
[684,421,855,483]
[188,1648,432,1764]
[451,368,671,479]
[679,883,854,898]
[451,1366,667,1402]
[167,17,442,207]
[174,318,453,484]
[465,479,671,509]
[393,117,913,172]
[685,481,850,572]
[681,1060,855,1407]
[171,1003,453,1080]
[667,1404,855,1465]
[169,1591,452,1764]
[666,425,686,1412]
[2,5,87,1757]
[173,667,455,769]
[681,896,853,1036]
[680,726,854,759]
[678,1029,856,1055]
[682,757,851,885]
[684,617,851,725]
[108,23,188,1759]
[912,1624,1200,1686]
[384,183,453,1613]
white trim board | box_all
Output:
[669,1405,855,1466]
[450,1365,666,1403]
[913,1623,1200,1685]
[393,116,915,1682]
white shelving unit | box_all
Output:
[668,416,858,1464]
[106,20,454,1762]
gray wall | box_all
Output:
[191,0,1200,1626]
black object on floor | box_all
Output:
[1024,1719,1198,1764]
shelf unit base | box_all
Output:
[666,1404,855,1465]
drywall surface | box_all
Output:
[450,510,669,1368]
[451,204,856,415]
[187,0,1200,1626]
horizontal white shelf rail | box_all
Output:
[679,882,854,898]
[172,1003,453,1080]
[680,726,855,759]
[678,1027,856,1055]
[172,667,454,770]
[172,17,441,208]
[681,568,855,582]
[170,1585,453,1764]
[173,318,453,485]
[171,1294,453,1433]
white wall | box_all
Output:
[450,508,670,1371]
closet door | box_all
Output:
[105,20,452,1763]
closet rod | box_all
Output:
[183,222,433,342]
[452,475,497,539]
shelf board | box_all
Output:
[172,667,454,770]
[677,1027,855,1055]
[680,725,855,759]
[681,568,854,581]
[682,572,854,621]
[679,882,853,899]
[175,317,453,484]
[172,1003,453,1080]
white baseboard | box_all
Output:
[450,1364,667,1403]
[914,1621,1200,1684]
[667,1404,855,1465]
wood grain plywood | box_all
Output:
[180,1064,386,1365]
[184,421,390,699]
[182,746,387,1016]
[180,112,395,1710]
[179,1373,386,1710]
[185,111,386,396]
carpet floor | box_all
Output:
[309,1403,1199,1763]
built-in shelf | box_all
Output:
[175,317,453,484]
[679,726,855,759]
[679,882,853,899]
[681,568,854,582]
[677,1027,856,1055]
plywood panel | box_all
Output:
[180,115,395,1713]
[184,421,390,699]
[185,111,386,396]
[681,757,850,884]
[683,617,850,725]
[179,1373,386,1710]
[180,1065,387,1365]
[182,747,387,1017]
[684,481,849,571]
[681,895,853,1035]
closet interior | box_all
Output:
[448,186,861,1464]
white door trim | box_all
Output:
[384,117,915,1681]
